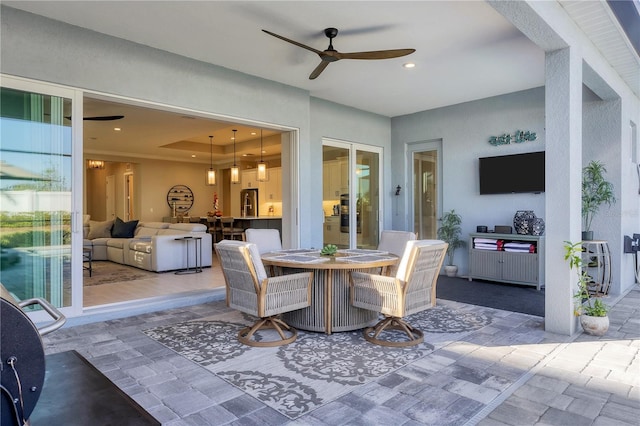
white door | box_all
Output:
[106,174,116,220]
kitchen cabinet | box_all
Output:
[262,167,281,202]
[323,160,347,199]
[242,170,258,189]
[323,216,341,245]
[243,168,281,199]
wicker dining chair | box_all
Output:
[350,239,448,347]
[215,240,313,347]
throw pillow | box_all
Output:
[112,217,139,238]
[87,220,114,239]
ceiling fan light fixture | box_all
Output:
[257,129,268,182]
[207,135,216,186]
[231,129,239,184]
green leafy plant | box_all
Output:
[582,161,616,234]
[320,244,338,256]
[564,241,609,317]
[437,209,465,266]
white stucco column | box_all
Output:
[545,47,583,335]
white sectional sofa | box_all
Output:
[84,220,212,272]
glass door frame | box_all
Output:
[407,140,443,239]
[2,74,85,321]
[323,138,383,248]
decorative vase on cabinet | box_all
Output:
[513,210,536,235]
[531,217,545,236]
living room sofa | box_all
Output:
[84,219,212,272]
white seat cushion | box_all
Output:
[378,230,416,257]
[245,228,283,254]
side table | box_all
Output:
[174,236,202,274]
[581,240,611,295]
[83,247,92,277]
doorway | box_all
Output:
[322,140,382,249]
[409,140,442,239]
[124,172,134,221]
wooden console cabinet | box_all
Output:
[468,233,545,290]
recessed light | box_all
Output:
[113,127,121,131]
[191,154,196,158]
[403,62,415,69]
[251,132,257,136]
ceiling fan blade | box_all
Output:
[64,115,125,121]
[83,115,125,121]
[262,29,322,55]
[309,61,331,80]
[340,48,416,60]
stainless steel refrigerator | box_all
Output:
[240,188,258,217]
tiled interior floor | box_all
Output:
[83,250,226,307]
[42,285,640,426]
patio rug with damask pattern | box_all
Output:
[143,304,494,419]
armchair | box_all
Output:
[350,240,447,347]
[215,240,312,347]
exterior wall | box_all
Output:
[391,87,547,276]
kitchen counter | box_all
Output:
[233,216,282,220]
[232,216,282,232]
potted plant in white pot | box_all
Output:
[582,160,616,241]
[437,209,465,277]
[564,241,609,335]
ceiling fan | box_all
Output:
[263,27,415,80]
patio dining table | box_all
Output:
[261,249,398,334]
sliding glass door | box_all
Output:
[409,140,442,239]
[322,140,382,249]
[1,77,82,318]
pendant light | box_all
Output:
[257,129,268,182]
[206,135,216,185]
[231,129,239,184]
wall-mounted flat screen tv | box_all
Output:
[479,151,545,194]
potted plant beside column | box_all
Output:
[582,160,616,241]
[437,209,465,277]
[564,241,609,336]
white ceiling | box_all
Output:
[6,1,546,117]
[5,1,636,164]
